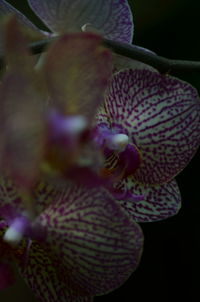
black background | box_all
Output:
[1,1,200,301]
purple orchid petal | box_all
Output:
[28,0,133,43]
[43,32,112,122]
[38,184,143,296]
[97,68,200,184]
[0,176,22,210]
[0,175,67,219]
[16,241,93,302]
[115,176,181,222]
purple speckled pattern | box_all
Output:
[28,0,133,42]
[0,176,22,210]
[17,241,94,302]
[38,184,143,296]
[97,68,200,184]
[0,176,67,216]
[115,176,181,222]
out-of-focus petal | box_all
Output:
[0,72,45,189]
[115,177,181,222]
[28,0,133,43]
[16,241,93,302]
[0,17,45,189]
[97,68,200,184]
[38,184,143,296]
[43,32,112,122]
[0,0,44,54]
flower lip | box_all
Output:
[106,133,129,151]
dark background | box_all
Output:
[1,0,200,301]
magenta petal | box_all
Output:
[28,0,133,42]
[38,184,143,296]
[17,241,93,302]
[99,68,200,184]
[116,176,181,222]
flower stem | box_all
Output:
[1,37,200,74]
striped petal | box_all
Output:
[16,241,93,302]
[38,184,143,296]
[43,32,112,122]
[28,0,133,42]
[97,68,200,184]
[0,175,67,217]
[115,177,181,222]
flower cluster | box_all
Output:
[0,1,200,302]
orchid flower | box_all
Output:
[0,178,143,301]
[95,68,200,222]
[0,16,112,190]
[0,17,144,301]
[0,0,133,43]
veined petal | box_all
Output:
[28,0,133,43]
[38,184,143,296]
[43,32,112,121]
[115,177,181,222]
[0,175,66,216]
[0,176,22,210]
[16,241,93,302]
[98,69,200,184]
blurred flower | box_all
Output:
[0,17,144,302]
[0,16,112,190]
[0,0,133,43]
[95,68,200,222]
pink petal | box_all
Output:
[97,68,200,184]
[16,241,93,302]
[0,175,66,216]
[0,18,46,189]
[43,32,112,122]
[38,184,143,296]
[28,0,133,42]
[115,176,181,222]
